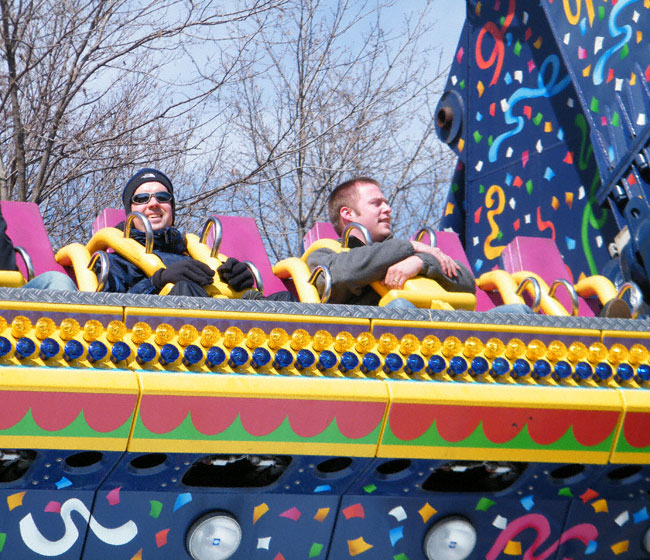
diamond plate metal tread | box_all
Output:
[1,287,648,331]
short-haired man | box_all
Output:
[306,177,476,306]
[102,168,254,297]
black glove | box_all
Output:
[217,257,255,291]
[151,259,214,289]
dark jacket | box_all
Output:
[306,235,476,305]
[0,208,16,271]
[102,224,206,295]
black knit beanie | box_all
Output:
[122,168,175,224]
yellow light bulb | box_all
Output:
[334,331,355,353]
[441,336,462,358]
[463,336,483,358]
[34,317,56,340]
[377,333,398,355]
[246,327,266,349]
[154,323,176,345]
[526,339,547,361]
[399,334,420,356]
[59,318,80,341]
[504,338,525,360]
[0,315,7,333]
[106,320,126,343]
[178,324,199,347]
[420,335,441,357]
[223,326,243,349]
[587,342,608,364]
[312,330,333,352]
[483,337,505,359]
[131,321,152,344]
[355,332,375,354]
[546,340,567,361]
[290,329,310,351]
[607,343,628,364]
[628,343,647,366]
[11,316,32,338]
[268,328,289,350]
[83,319,104,342]
[567,341,587,363]
[200,325,220,348]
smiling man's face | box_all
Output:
[343,182,392,242]
[130,181,174,231]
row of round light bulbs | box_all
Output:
[1,316,649,383]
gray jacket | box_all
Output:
[306,235,476,305]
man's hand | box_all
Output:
[410,240,460,278]
[383,256,423,290]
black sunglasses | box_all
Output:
[131,191,173,205]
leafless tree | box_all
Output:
[183,0,454,260]
[0,0,284,245]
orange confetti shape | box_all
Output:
[7,492,25,511]
[504,540,522,555]
[445,202,455,216]
[565,192,574,209]
[513,176,523,188]
[591,498,608,513]
[580,488,599,503]
[544,121,552,132]
[607,68,615,83]
[631,72,637,86]
[314,507,330,522]
[523,105,532,119]
[458,138,465,152]
[551,196,559,210]
[343,503,364,520]
[637,30,642,43]
[474,206,482,224]
[563,152,574,164]
[477,81,485,98]
[348,537,373,556]
[513,219,520,231]
[611,540,629,555]
[489,102,496,116]
[156,528,169,548]
[582,64,591,77]
[533,36,542,49]
[418,503,437,523]
[130,550,142,560]
[253,503,269,524]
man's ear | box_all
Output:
[340,206,355,223]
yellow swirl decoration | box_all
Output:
[484,184,506,260]
[563,0,595,27]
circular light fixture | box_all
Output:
[423,516,477,560]
[186,512,242,560]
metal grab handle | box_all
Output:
[342,222,372,247]
[516,276,541,313]
[124,212,154,253]
[617,281,643,318]
[241,260,264,295]
[199,217,223,258]
[14,246,34,281]
[549,278,580,316]
[414,226,437,247]
[308,265,332,303]
[88,251,109,292]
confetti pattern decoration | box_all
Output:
[437,0,635,278]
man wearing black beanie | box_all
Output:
[99,168,256,297]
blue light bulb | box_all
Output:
[339,351,359,373]
[553,360,572,380]
[594,362,612,381]
[206,346,226,368]
[511,358,531,378]
[448,356,467,376]
[39,338,60,360]
[490,357,510,377]
[532,359,551,379]
[229,346,249,368]
[180,344,200,366]
[635,363,650,382]
[161,343,181,365]
[15,337,35,359]
[63,340,84,361]
[0,336,11,357]
[296,349,315,370]
[405,354,425,375]
[383,353,403,374]
[87,340,108,363]
[615,363,633,382]
[573,361,592,381]
[110,341,131,363]
[272,349,293,370]
[251,347,271,368]
[136,342,157,364]
[360,352,381,373]
[426,355,446,374]
[469,356,489,376]
[317,350,337,371]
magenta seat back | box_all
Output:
[303,222,338,249]
[92,208,126,234]
[501,236,596,316]
[1,201,67,277]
